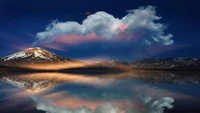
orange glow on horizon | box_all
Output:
[14,61,87,70]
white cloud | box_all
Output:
[33,6,174,46]
[31,95,174,113]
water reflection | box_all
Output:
[1,73,112,93]
[0,72,200,113]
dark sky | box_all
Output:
[0,0,200,61]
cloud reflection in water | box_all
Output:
[31,94,174,113]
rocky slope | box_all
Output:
[130,58,200,70]
[94,58,200,71]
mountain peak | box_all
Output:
[2,47,68,63]
[24,47,49,53]
[23,47,56,59]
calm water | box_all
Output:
[0,72,200,113]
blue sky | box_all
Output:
[0,0,200,61]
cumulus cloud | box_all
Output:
[31,95,174,113]
[33,6,174,47]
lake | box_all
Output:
[0,71,200,113]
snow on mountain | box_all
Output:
[4,47,52,61]
[1,47,69,63]
[4,51,29,61]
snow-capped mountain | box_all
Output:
[0,47,72,63]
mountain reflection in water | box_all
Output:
[0,72,200,113]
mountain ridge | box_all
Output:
[0,47,200,71]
